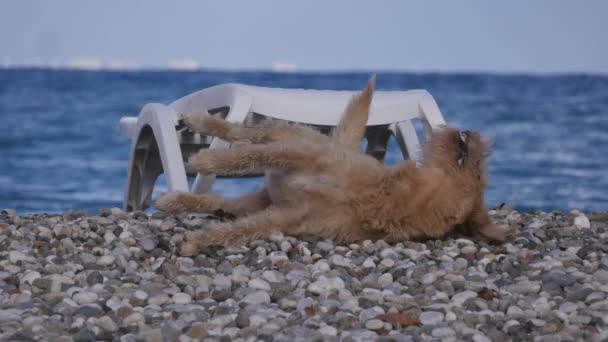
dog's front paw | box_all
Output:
[180,230,206,256]
[183,112,213,133]
[478,223,519,242]
[180,240,200,256]
[155,192,188,214]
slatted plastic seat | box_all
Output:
[118,83,446,211]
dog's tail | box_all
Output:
[333,75,375,150]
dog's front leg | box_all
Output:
[184,112,324,144]
[464,197,519,242]
[180,206,307,256]
[190,144,319,176]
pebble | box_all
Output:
[73,291,98,305]
[98,316,118,332]
[420,311,444,325]
[378,273,394,288]
[248,278,271,291]
[452,290,477,304]
[432,327,456,338]
[319,325,338,336]
[503,320,520,334]
[139,238,156,252]
[308,276,345,294]
[172,293,192,304]
[242,291,271,305]
[574,215,591,229]
[421,273,437,285]
[593,269,608,284]
[20,271,41,285]
[148,294,170,306]
[97,255,115,266]
[123,312,144,326]
[0,209,605,341]
[362,258,376,268]
[365,319,384,330]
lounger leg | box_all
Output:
[124,104,189,211]
[390,121,421,162]
[365,126,391,161]
[417,92,447,136]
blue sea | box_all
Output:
[1,69,607,214]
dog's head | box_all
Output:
[422,127,490,185]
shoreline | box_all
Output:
[1,208,607,341]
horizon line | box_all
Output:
[1,65,607,78]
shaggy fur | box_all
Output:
[156,79,516,256]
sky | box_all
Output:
[1,1,607,73]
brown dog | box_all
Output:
[156,79,514,256]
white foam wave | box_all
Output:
[167,59,200,71]
[272,60,298,73]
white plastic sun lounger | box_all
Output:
[118,83,446,211]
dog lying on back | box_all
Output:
[156,78,515,256]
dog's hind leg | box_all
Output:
[180,206,307,256]
[190,143,320,176]
[155,189,271,216]
[185,112,324,144]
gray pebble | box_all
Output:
[420,311,444,325]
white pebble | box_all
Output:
[104,230,116,244]
[148,294,169,306]
[452,290,478,304]
[365,319,384,330]
[213,274,232,288]
[503,319,520,333]
[307,276,345,294]
[507,305,524,317]
[123,312,144,326]
[20,271,41,285]
[172,293,192,304]
[9,251,32,264]
[472,335,492,342]
[312,260,331,273]
[242,291,271,305]
[279,240,292,252]
[73,291,98,305]
[318,325,338,336]
[378,273,394,288]
[362,257,376,268]
[133,290,148,301]
[380,258,395,268]
[421,273,437,285]
[248,278,271,291]
[97,255,115,266]
[461,245,478,254]
[574,215,591,229]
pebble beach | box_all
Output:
[1,207,607,342]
